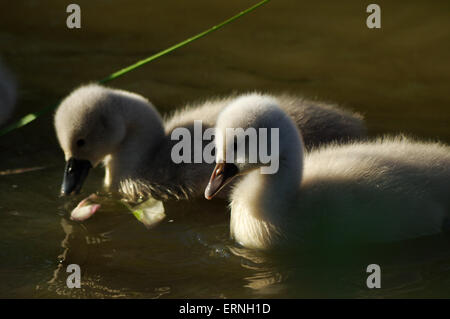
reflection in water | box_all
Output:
[230,236,450,298]
[47,218,121,298]
[230,246,285,294]
[16,192,450,298]
[52,205,450,298]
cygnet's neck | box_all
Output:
[104,101,165,189]
[230,125,304,249]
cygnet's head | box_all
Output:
[205,93,300,199]
[54,84,162,195]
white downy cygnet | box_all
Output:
[0,61,17,127]
[205,95,450,250]
[54,84,366,200]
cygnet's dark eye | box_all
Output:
[76,139,86,147]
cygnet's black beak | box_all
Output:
[205,162,239,200]
[61,158,92,196]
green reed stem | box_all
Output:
[0,0,270,137]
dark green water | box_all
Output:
[0,0,449,298]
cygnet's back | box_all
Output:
[165,93,366,150]
[297,137,450,245]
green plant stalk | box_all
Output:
[0,0,270,137]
